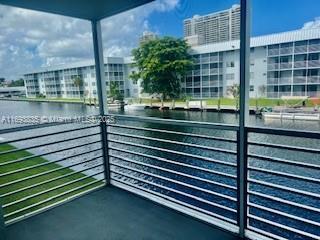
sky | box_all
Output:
[0,0,320,80]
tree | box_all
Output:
[109,81,123,101]
[73,75,83,99]
[227,84,240,111]
[131,36,193,108]
[8,78,24,87]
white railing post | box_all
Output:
[238,0,251,238]
[91,20,110,184]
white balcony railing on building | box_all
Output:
[293,76,307,84]
[210,69,219,75]
[280,47,293,55]
[294,61,307,68]
[307,76,320,84]
[309,44,320,52]
[210,56,219,62]
[268,49,279,56]
[280,62,293,69]
[294,45,308,53]
[201,57,210,64]
[279,77,292,84]
[201,69,209,75]
[308,60,320,68]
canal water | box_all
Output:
[0,100,319,239]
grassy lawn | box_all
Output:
[131,98,315,108]
[0,144,104,222]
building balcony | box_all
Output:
[267,49,279,56]
[267,78,279,85]
[309,44,320,52]
[293,76,307,84]
[267,63,279,70]
[279,62,292,69]
[294,61,307,68]
[279,47,293,55]
[294,45,308,53]
[307,76,320,84]
[308,60,320,68]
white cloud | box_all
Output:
[302,17,320,29]
[0,0,179,79]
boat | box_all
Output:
[262,96,320,121]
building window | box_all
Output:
[226,61,235,68]
[250,85,254,92]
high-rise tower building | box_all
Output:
[183,4,240,46]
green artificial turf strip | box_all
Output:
[0,144,104,221]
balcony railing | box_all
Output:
[280,62,292,69]
[308,60,320,68]
[279,47,293,55]
[1,113,319,240]
[293,76,306,84]
[0,120,105,224]
[294,61,307,68]
[294,45,308,53]
[279,77,292,84]
[268,49,279,56]
[308,76,320,84]
[309,44,320,52]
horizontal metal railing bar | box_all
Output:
[0,160,103,199]
[248,214,320,239]
[0,124,99,145]
[248,141,320,154]
[0,140,101,178]
[248,153,320,170]
[111,177,238,225]
[108,123,237,143]
[0,122,68,135]
[248,166,320,184]
[108,131,237,156]
[5,183,106,226]
[110,154,236,202]
[4,177,103,219]
[248,202,320,228]
[0,115,100,135]
[0,146,102,188]
[110,167,237,213]
[246,226,288,240]
[248,178,320,199]
[248,190,320,214]
[3,168,104,208]
[110,168,237,213]
[107,114,239,131]
[247,126,320,139]
[109,146,237,190]
[0,140,102,167]
[109,140,237,178]
[0,132,100,156]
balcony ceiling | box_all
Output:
[0,0,154,20]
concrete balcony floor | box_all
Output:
[6,186,239,240]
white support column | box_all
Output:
[238,0,251,238]
[91,20,110,184]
